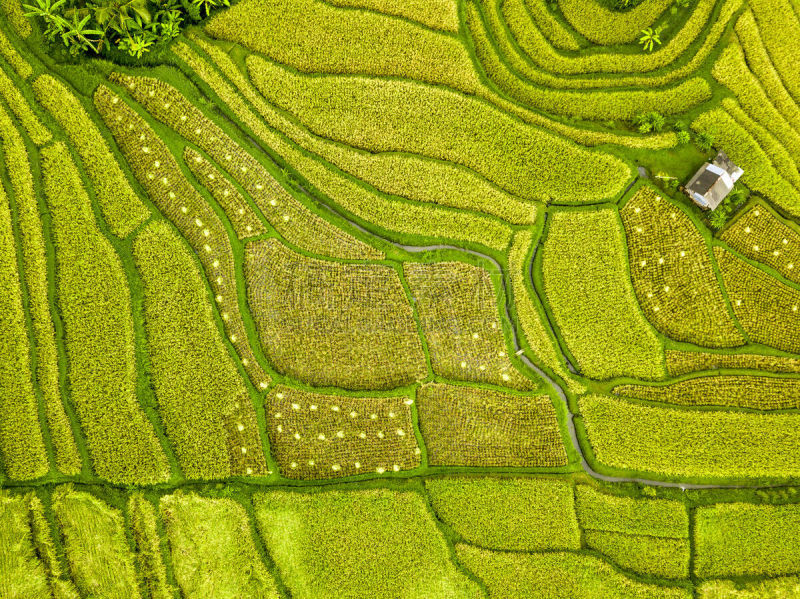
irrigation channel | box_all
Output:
[233,123,788,492]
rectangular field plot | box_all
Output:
[456,545,691,599]
[721,204,800,285]
[715,247,800,353]
[244,238,427,389]
[695,502,800,578]
[699,576,800,598]
[94,84,273,390]
[253,488,483,598]
[579,394,800,478]
[405,261,534,389]
[160,493,280,598]
[584,531,690,580]
[129,494,173,599]
[52,487,142,599]
[266,385,420,479]
[542,208,665,380]
[666,349,800,376]
[134,221,267,479]
[109,73,382,261]
[417,383,567,467]
[620,187,742,348]
[575,485,689,539]
[613,375,800,410]
[425,477,580,551]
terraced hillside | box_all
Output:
[2,0,800,595]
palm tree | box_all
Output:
[638,26,664,52]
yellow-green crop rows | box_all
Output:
[244,238,427,389]
[417,383,567,467]
[614,375,800,409]
[620,187,742,348]
[542,208,665,380]
[3,0,800,590]
[266,385,421,479]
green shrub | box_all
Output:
[456,545,691,599]
[94,84,273,390]
[426,477,580,550]
[32,74,149,238]
[695,502,800,577]
[254,488,483,598]
[575,484,689,538]
[42,142,169,485]
[133,221,267,478]
[0,127,50,481]
[266,385,421,479]
[715,247,800,354]
[579,393,800,478]
[417,383,568,467]
[244,238,427,390]
[52,486,142,598]
[405,261,534,389]
[541,208,665,380]
[160,492,280,598]
[0,106,81,476]
[620,187,743,347]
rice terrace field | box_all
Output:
[3,0,800,596]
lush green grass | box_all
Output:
[52,486,142,598]
[0,103,80,476]
[614,375,800,410]
[699,577,800,598]
[0,493,50,598]
[254,488,484,598]
[586,531,690,580]
[417,383,568,467]
[620,187,742,348]
[405,261,533,389]
[695,502,800,577]
[747,0,800,102]
[160,492,280,598]
[134,220,267,478]
[542,208,665,381]
[716,247,800,354]
[323,0,460,32]
[510,0,580,51]
[580,393,800,478]
[43,142,169,485]
[244,238,427,390]
[575,484,689,538]
[0,64,50,147]
[456,545,692,598]
[242,56,631,204]
[425,477,581,550]
[0,24,32,78]
[32,74,149,238]
[665,349,800,376]
[0,167,49,481]
[266,385,421,479]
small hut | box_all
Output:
[684,151,743,210]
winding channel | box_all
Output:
[235,124,786,492]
